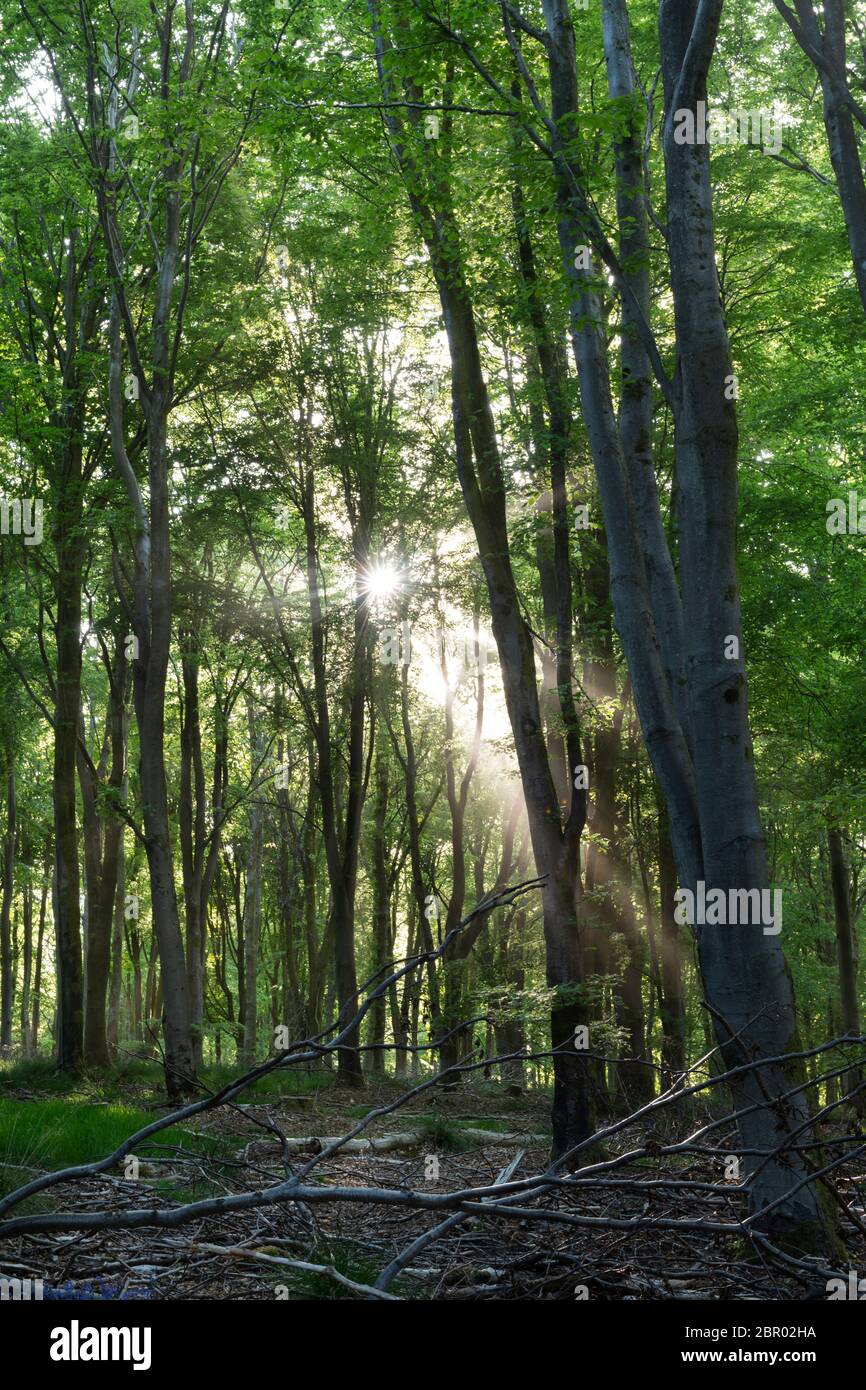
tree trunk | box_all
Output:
[369,9,595,1154]
[108,814,126,1056]
[657,801,687,1086]
[827,823,861,1103]
[20,872,32,1054]
[301,465,365,1088]
[54,506,85,1071]
[369,738,390,1077]
[30,854,49,1057]
[240,701,265,1067]
[657,0,831,1243]
[526,0,838,1244]
[79,650,126,1069]
[0,768,16,1053]
[180,628,208,1069]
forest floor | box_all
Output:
[1,1060,863,1300]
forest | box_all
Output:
[0,0,864,1316]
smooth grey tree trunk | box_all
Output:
[529,0,837,1245]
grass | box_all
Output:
[346,1103,378,1119]
[0,1094,241,1219]
[0,1055,329,1208]
[272,1239,419,1299]
[199,1064,331,1100]
[0,1097,218,1176]
[0,1056,82,1095]
[0,1054,335,1103]
[454,1116,510,1133]
[414,1113,474,1152]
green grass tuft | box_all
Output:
[415,1113,473,1152]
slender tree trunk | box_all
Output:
[20,874,32,1053]
[108,813,126,1056]
[395,648,442,1041]
[369,741,390,1077]
[30,858,49,1057]
[657,801,687,1085]
[0,769,15,1053]
[54,508,85,1071]
[369,10,594,1153]
[301,467,365,1088]
[180,628,208,1068]
[240,701,265,1067]
[79,651,126,1068]
[128,923,143,1043]
[143,948,158,1055]
[827,823,862,1104]
[101,43,198,1094]
[436,607,483,1079]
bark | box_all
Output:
[245,1127,548,1160]
[369,4,595,1156]
[369,736,390,1076]
[240,701,265,1067]
[303,739,326,1038]
[180,628,208,1068]
[301,465,366,1087]
[601,0,691,734]
[96,26,196,1099]
[78,646,127,1068]
[494,907,527,1089]
[0,768,15,1052]
[392,898,419,1080]
[143,947,158,1049]
[657,0,831,1242]
[20,869,32,1052]
[827,823,861,1103]
[127,918,143,1043]
[390,626,441,1040]
[582,531,650,1105]
[523,0,836,1243]
[1,132,101,1074]
[437,606,484,1079]
[657,799,687,1085]
[30,852,49,1057]
[511,157,572,812]
[53,478,85,1071]
[275,731,304,1042]
[108,811,126,1056]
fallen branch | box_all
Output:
[188,1241,401,1301]
[243,1131,547,1160]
